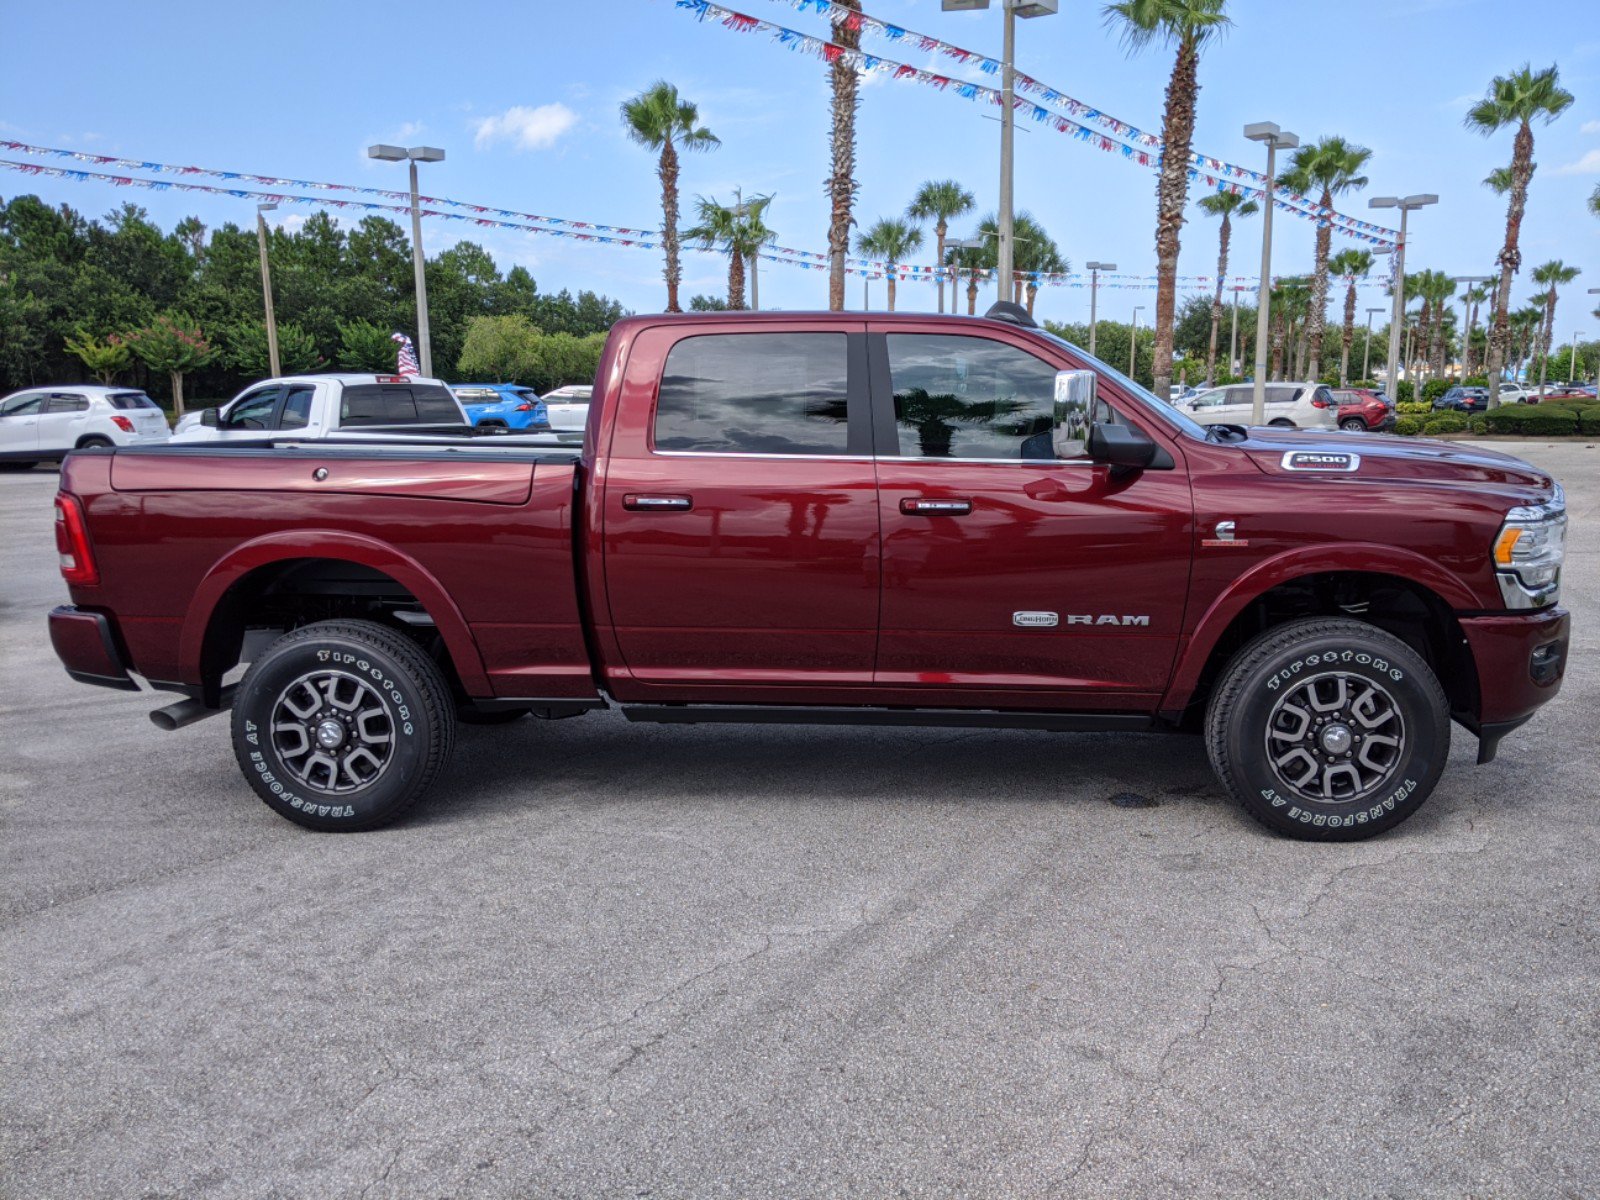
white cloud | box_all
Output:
[473,103,578,152]
[1554,148,1600,175]
[1582,119,1600,135]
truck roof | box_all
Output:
[260,373,450,388]
[609,309,1049,336]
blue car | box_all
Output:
[450,383,549,431]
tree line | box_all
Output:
[0,195,626,408]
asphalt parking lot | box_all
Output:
[2,443,1597,1198]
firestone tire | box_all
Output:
[230,619,456,832]
[1205,617,1451,841]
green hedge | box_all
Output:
[1582,410,1600,436]
[1394,416,1424,436]
[1483,406,1581,436]
[1421,379,1452,404]
[1422,413,1469,435]
[1467,414,1488,435]
[1397,401,1432,416]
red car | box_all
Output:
[49,304,1569,842]
[1332,387,1397,432]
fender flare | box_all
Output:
[179,530,490,695]
[1162,544,1479,711]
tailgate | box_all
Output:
[110,451,536,505]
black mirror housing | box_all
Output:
[200,407,220,428]
[1088,423,1158,476]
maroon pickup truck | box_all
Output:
[49,304,1570,841]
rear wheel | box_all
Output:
[1269,418,1296,428]
[1205,618,1450,841]
[76,436,114,450]
[231,619,456,831]
[1340,417,1367,432]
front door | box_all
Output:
[870,326,1193,709]
[36,393,91,453]
[599,322,880,700]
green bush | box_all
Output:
[1467,414,1488,435]
[1463,376,1489,388]
[1483,406,1581,436]
[1397,401,1431,416]
[1422,413,1469,435]
[1581,410,1600,436]
[1394,416,1424,436]
[1421,379,1452,404]
[1395,381,1414,403]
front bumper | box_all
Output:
[1458,607,1569,762]
[48,605,140,691]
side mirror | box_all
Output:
[1052,369,1096,458]
[200,407,220,428]
[1088,423,1158,478]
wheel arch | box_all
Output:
[180,532,490,704]
[1165,555,1481,728]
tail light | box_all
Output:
[1311,397,1331,408]
[55,494,99,585]
[514,402,533,411]
[110,415,135,433]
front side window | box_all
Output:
[1191,389,1227,409]
[655,333,850,455]
[887,334,1061,460]
[1,394,45,417]
[223,387,283,430]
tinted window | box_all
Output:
[224,386,283,430]
[886,334,1059,460]
[339,384,463,426]
[278,386,314,430]
[1312,386,1335,406]
[1,394,45,417]
[44,395,90,413]
[1265,385,1302,405]
[655,333,850,455]
[108,392,159,410]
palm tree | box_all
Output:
[1103,0,1232,399]
[684,194,775,311]
[1483,165,1517,196]
[1196,191,1258,382]
[1461,284,1491,377]
[1464,63,1574,400]
[856,218,924,311]
[1530,259,1581,390]
[1327,248,1373,386]
[945,240,992,316]
[621,82,720,314]
[826,0,863,311]
[907,180,975,314]
[1590,183,1600,218]
[1417,271,1457,380]
[1270,277,1309,378]
[1510,303,1544,380]
[1280,136,1372,382]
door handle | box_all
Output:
[900,497,972,516]
[623,493,693,512]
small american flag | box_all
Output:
[391,332,419,378]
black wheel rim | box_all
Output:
[1263,671,1406,804]
[270,669,395,794]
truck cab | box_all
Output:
[171,374,466,442]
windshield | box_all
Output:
[1036,329,1210,440]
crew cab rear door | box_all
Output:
[597,321,879,698]
[868,323,1193,707]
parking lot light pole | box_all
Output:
[1369,193,1436,403]
[368,144,446,377]
[1230,285,1247,375]
[942,0,1058,302]
[1130,305,1144,379]
[1244,122,1298,423]
[1363,306,1384,382]
[1085,261,1116,356]
[946,237,983,315]
[255,203,281,378]
[1452,275,1491,379]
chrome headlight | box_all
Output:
[1494,483,1566,609]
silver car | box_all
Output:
[1180,382,1339,430]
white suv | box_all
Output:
[0,386,171,468]
[1180,382,1339,430]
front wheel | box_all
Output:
[1205,618,1451,841]
[231,619,456,831]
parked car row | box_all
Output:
[0,386,170,468]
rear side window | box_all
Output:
[108,392,160,410]
[1313,386,1336,406]
[279,386,314,430]
[44,395,90,413]
[340,384,463,426]
[1265,385,1301,405]
[654,333,850,455]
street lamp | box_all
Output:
[1085,261,1116,357]
[1369,193,1437,403]
[947,237,984,316]
[1363,306,1385,383]
[1452,275,1491,380]
[1130,305,1144,379]
[367,143,446,377]
[942,0,1058,303]
[255,203,281,378]
[1244,122,1299,424]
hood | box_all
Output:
[1239,428,1553,495]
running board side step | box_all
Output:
[621,705,1158,733]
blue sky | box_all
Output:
[2,0,1597,338]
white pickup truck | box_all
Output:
[172,374,467,443]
